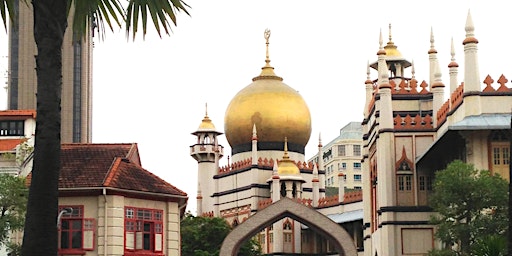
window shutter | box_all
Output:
[125,232,135,250]
[155,234,162,252]
[135,232,143,250]
[83,218,95,250]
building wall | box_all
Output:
[8,1,93,143]
[58,195,182,256]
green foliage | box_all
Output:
[429,160,509,255]
[181,213,261,256]
[0,175,27,246]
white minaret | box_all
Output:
[190,104,224,216]
[431,61,445,128]
[428,27,438,90]
[312,163,319,207]
[376,28,397,256]
[364,61,374,117]
[462,10,482,117]
[251,124,258,165]
[448,37,459,95]
[317,133,326,198]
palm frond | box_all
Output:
[126,0,190,40]
[1,0,29,31]
[71,0,125,42]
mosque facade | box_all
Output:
[191,11,511,256]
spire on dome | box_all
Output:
[318,133,322,148]
[283,137,290,160]
[252,123,257,140]
[253,28,283,81]
[388,23,393,43]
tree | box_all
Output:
[181,213,262,256]
[428,160,508,255]
[1,1,189,255]
[0,174,27,247]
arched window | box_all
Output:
[280,182,286,197]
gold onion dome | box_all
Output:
[193,104,222,135]
[224,29,311,154]
[277,138,301,175]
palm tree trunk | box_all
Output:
[21,0,67,255]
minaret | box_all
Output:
[251,124,258,165]
[364,61,374,117]
[312,163,320,207]
[317,133,326,198]
[428,27,438,90]
[462,10,482,116]
[448,37,459,94]
[190,104,224,216]
[196,182,203,216]
[377,30,393,129]
[431,61,445,128]
[376,28,397,256]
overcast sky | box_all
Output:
[2,0,511,214]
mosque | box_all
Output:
[190,11,512,256]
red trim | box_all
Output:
[57,249,86,255]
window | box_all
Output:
[419,176,432,191]
[125,207,164,254]
[354,186,362,190]
[338,145,346,156]
[354,174,362,181]
[0,120,24,136]
[353,162,361,170]
[353,145,361,156]
[284,233,292,243]
[58,205,95,253]
[341,163,347,169]
[398,175,412,191]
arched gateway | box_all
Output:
[219,197,358,255]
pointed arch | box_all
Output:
[219,197,357,256]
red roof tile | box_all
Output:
[56,143,186,197]
[0,110,36,120]
[0,138,26,151]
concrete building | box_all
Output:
[362,14,512,256]
[308,122,363,190]
[7,0,93,143]
[191,31,364,255]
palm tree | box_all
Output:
[1,1,189,255]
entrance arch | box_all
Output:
[219,197,357,255]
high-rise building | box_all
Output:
[7,0,93,143]
[308,122,363,190]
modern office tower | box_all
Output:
[7,1,93,143]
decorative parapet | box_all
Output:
[389,79,430,95]
[257,198,273,210]
[218,157,314,174]
[317,195,339,208]
[393,114,433,130]
[201,211,214,217]
[343,190,363,203]
[482,74,512,92]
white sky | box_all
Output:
[1,0,512,214]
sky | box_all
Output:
[1,0,512,214]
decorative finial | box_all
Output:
[450,37,456,61]
[205,102,208,117]
[283,137,289,159]
[318,133,323,147]
[253,28,283,81]
[430,27,435,48]
[367,60,371,80]
[379,29,383,49]
[388,23,393,43]
[411,60,416,79]
[264,28,271,64]
[465,9,474,35]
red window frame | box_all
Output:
[124,207,164,256]
[58,205,95,255]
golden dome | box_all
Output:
[224,30,311,153]
[224,65,311,153]
[277,138,301,175]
